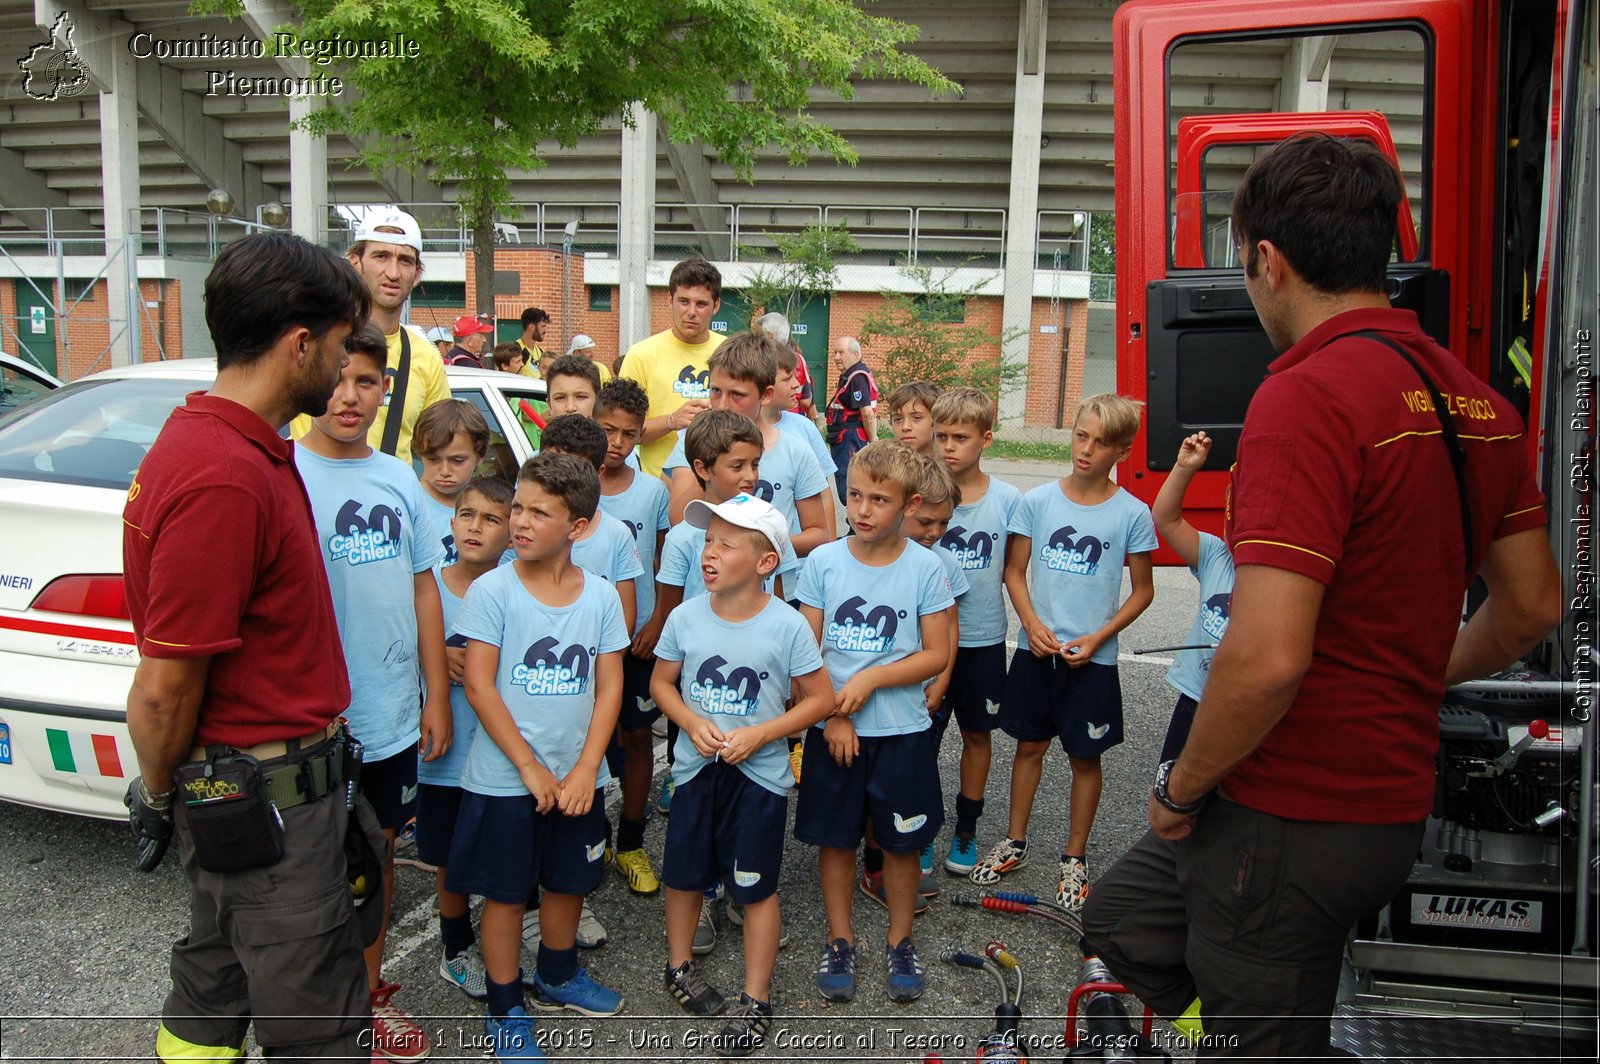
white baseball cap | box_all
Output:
[351,206,423,253]
[568,334,596,354]
[424,326,452,344]
[685,494,796,571]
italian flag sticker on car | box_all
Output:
[45,728,124,777]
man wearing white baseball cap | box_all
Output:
[291,206,449,463]
[567,333,613,384]
[653,493,833,1054]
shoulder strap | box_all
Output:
[1356,331,1473,576]
[380,327,412,456]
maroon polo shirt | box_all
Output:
[123,392,350,747]
[1223,308,1545,823]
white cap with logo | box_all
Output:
[351,206,423,253]
[684,494,797,572]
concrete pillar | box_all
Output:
[619,102,657,353]
[289,95,329,245]
[99,25,139,367]
[1281,35,1335,113]
[998,0,1048,425]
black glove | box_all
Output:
[125,777,174,872]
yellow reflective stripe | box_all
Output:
[1233,539,1336,566]
[156,1023,244,1062]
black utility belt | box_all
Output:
[174,738,343,873]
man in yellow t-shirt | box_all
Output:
[516,307,548,378]
[289,207,449,463]
[619,259,726,477]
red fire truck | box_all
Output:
[1114,0,1595,1048]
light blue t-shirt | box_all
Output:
[778,410,837,476]
[796,539,953,736]
[454,565,630,796]
[419,567,477,786]
[931,542,972,601]
[658,521,709,601]
[425,494,458,567]
[656,596,824,796]
[296,446,443,761]
[939,477,1022,646]
[1165,532,1235,702]
[1009,482,1158,664]
[597,472,670,637]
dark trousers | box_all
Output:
[164,786,370,1060]
[830,433,868,504]
[1080,798,1422,1058]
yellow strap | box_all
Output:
[155,1023,244,1062]
[1171,996,1207,1043]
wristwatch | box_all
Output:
[1152,759,1208,816]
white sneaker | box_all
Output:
[438,944,488,1000]
[577,901,608,949]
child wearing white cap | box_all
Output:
[651,494,834,1057]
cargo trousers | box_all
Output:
[1081,797,1423,1058]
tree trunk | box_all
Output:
[473,182,495,320]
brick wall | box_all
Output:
[460,249,622,369]
[1,277,184,380]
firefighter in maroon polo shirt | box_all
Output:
[123,232,376,1063]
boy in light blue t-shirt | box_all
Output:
[414,399,492,567]
[1152,431,1235,763]
[653,495,833,1055]
[978,394,1156,917]
[932,388,1023,877]
[794,441,953,1006]
[448,453,631,1057]
[294,325,450,1050]
[421,476,514,1003]
[595,381,673,899]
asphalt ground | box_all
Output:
[0,458,1208,1063]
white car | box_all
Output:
[0,358,546,819]
[0,351,62,416]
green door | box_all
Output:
[13,282,57,377]
[711,290,752,337]
[784,295,831,393]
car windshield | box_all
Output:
[1,361,57,416]
[0,377,196,489]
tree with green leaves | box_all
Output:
[197,0,953,311]
[739,222,860,321]
[858,265,1024,408]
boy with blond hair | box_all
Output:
[794,441,953,1004]
[653,495,835,1056]
[976,394,1156,914]
[931,387,1023,874]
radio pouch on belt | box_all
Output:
[175,753,285,873]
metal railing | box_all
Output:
[0,201,1101,273]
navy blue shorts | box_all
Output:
[793,727,943,853]
[618,652,660,730]
[999,651,1123,758]
[360,747,419,832]
[414,782,465,868]
[939,642,1008,734]
[444,789,608,904]
[1160,693,1199,764]
[662,760,786,905]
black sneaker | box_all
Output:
[665,959,726,1016]
[713,993,773,1057]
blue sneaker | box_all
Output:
[485,1007,546,1062]
[945,833,979,875]
[531,966,624,1017]
[656,778,675,815]
[886,937,926,1002]
[815,938,856,1002]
